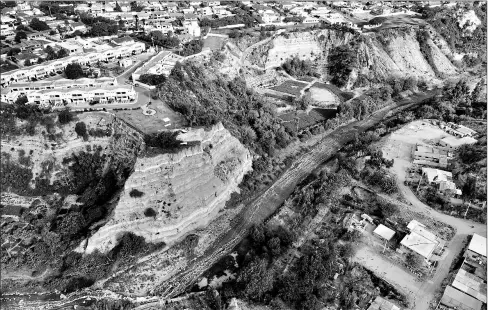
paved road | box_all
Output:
[392,159,486,310]
[154,92,438,298]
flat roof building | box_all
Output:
[440,136,478,150]
[440,286,482,310]
[373,224,395,241]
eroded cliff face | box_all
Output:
[356,28,457,84]
[242,27,457,88]
[80,123,253,254]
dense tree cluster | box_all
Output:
[199,8,260,28]
[138,73,166,86]
[158,62,295,157]
[65,63,84,79]
[180,39,203,56]
[29,17,50,31]
[45,46,69,61]
[281,57,319,79]
[327,44,358,88]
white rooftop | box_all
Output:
[468,234,487,257]
[401,231,437,259]
[373,224,395,241]
[441,136,478,147]
[422,167,452,183]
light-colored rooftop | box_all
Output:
[367,296,401,310]
[401,231,437,259]
[441,136,478,147]
[422,167,452,183]
[373,224,395,241]
[468,234,487,257]
[441,286,482,310]
[452,269,487,303]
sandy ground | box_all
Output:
[353,244,420,302]
[378,120,487,310]
[309,87,340,107]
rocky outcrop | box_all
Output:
[81,123,253,254]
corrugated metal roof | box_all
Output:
[441,286,483,310]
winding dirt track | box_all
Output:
[155,92,437,298]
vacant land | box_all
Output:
[308,86,341,107]
[115,100,187,134]
[203,35,227,51]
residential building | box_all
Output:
[440,136,478,150]
[26,84,137,108]
[1,77,118,104]
[421,167,462,196]
[440,122,477,138]
[440,286,482,310]
[373,224,396,243]
[183,14,201,37]
[262,10,281,24]
[69,22,88,34]
[413,144,449,168]
[367,296,401,310]
[399,220,445,265]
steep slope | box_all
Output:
[80,123,253,254]
[242,27,457,88]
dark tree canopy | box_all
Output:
[327,44,357,88]
[65,63,84,79]
[30,17,50,31]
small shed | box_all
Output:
[373,224,395,241]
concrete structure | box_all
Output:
[440,286,482,310]
[440,136,478,150]
[399,220,444,264]
[413,144,449,168]
[467,234,487,258]
[132,51,183,81]
[183,14,201,37]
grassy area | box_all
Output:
[279,108,338,132]
[203,35,226,51]
[269,80,308,97]
[115,101,187,135]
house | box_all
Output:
[69,22,88,34]
[262,10,281,24]
[56,41,83,54]
[399,220,444,265]
[119,58,133,68]
[112,36,135,46]
[183,14,201,37]
[413,144,449,168]
[14,52,40,66]
[441,122,477,138]
[466,234,487,258]
[373,224,396,243]
[452,269,487,303]
[421,167,462,196]
[132,51,183,80]
[26,84,136,108]
[440,136,478,150]
[440,286,482,310]
[303,16,320,24]
[367,296,401,310]
[208,1,220,6]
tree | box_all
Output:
[30,17,50,31]
[58,108,74,124]
[75,122,87,137]
[462,175,477,202]
[114,2,122,12]
[65,63,84,79]
[57,48,69,59]
[236,256,274,301]
[15,31,27,43]
[327,44,357,88]
[24,59,32,66]
[405,252,423,269]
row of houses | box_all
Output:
[25,84,137,108]
[1,77,117,104]
[439,234,486,310]
[1,41,145,87]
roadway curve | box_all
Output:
[154,92,438,298]
[391,160,486,310]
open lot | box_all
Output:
[308,85,341,107]
[115,99,187,134]
[203,35,227,51]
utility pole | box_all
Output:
[417,170,424,192]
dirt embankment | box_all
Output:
[79,123,253,254]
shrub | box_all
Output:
[74,122,87,137]
[129,188,144,198]
[58,108,74,124]
[144,207,157,217]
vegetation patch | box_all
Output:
[130,189,145,198]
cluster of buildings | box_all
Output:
[372,220,446,267]
[439,234,486,310]
[1,36,146,87]
[1,77,137,108]
[420,167,462,197]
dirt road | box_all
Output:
[155,92,438,298]
[392,159,486,310]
